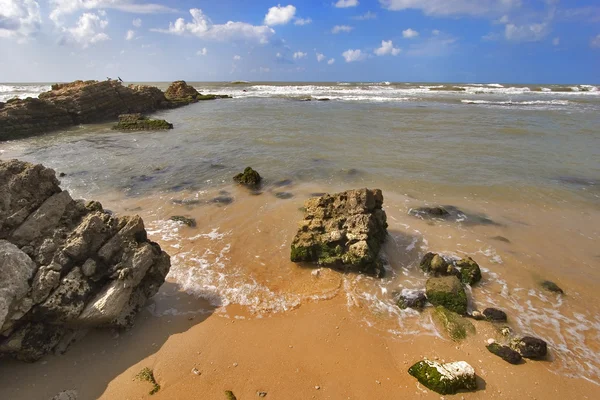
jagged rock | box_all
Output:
[541,280,564,294]
[482,308,507,322]
[0,98,73,140]
[233,167,262,189]
[290,189,388,274]
[431,306,475,341]
[425,276,468,315]
[0,160,170,361]
[112,114,173,131]
[486,343,522,364]
[456,257,482,285]
[396,289,427,311]
[165,80,231,105]
[510,336,548,359]
[408,360,477,395]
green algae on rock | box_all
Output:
[170,215,197,227]
[408,360,477,395]
[456,257,482,285]
[420,252,455,276]
[135,367,160,395]
[487,342,522,364]
[233,167,262,188]
[290,189,388,274]
[426,275,468,315]
[431,306,475,341]
[112,114,173,131]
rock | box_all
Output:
[408,360,477,395]
[490,236,511,243]
[0,160,170,361]
[396,289,427,311]
[275,192,294,199]
[482,308,507,322]
[486,343,522,364]
[257,392,267,397]
[468,310,486,321]
[425,276,468,315]
[49,390,78,400]
[170,216,197,227]
[233,167,262,189]
[410,206,450,218]
[290,189,388,274]
[164,80,231,105]
[112,114,173,131]
[420,252,456,276]
[225,390,237,400]
[0,98,73,140]
[431,306,475,341]
[456,257,482,285]
[510,336,548,359]
[541,280,564,294]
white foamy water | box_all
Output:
[0,84,51,102]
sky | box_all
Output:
[1,0,599,83]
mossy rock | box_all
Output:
[397,290,427,311]
[482,308,507,322]
[170,215,196,227]
[113,114,173,131]
[233,167,262,188]
[486,343,522,364]
[408,360,477,395]
[291,242,344,266]
[541,280,564,294]
[426,276,468,315]
[431,306,475,341]
[456,257,482,285]
[420,252,456,276]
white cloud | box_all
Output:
[0,0,42,41]
[591,34,600,48]
[327,58,335,65]
[374,40,401,56]
[342,49,365,62]
[335,0,359,8]
[380,0,521,17]
[402,28,419,38]
[432,29,440,35]
[316,52,326,62]
[504,22,548,42]
[352,11,376,20]
[293,51,307,59]
[197,47,207,56]
[332,25,353,34]
[552,37,559,46]
[264,4,296,26]
[294,17,312,26]
[233,55,241,60]
[61,12,110,48]
[49,0,177,25]
[125,29,135,40]
[132,18,142,28]
[153,8,275,44]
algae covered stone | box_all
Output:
[510,336,547,359]
[408,360,477,395]
[170,216,196,227]
[425,275,468,315]
[233,167,262,188]
[420,252,456,276]
[397,289,427,311]
[431,306,475,341]
[290,189,388,274]
[486,342,522,364]
[482,307,507,322]
[456,257,482,285]
[112,114,173,131]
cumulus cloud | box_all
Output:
[197,47,207,56]
[125,29,135,40]
[332,25,353,34]
[153,8,275,44]
[352,11,376,20]
[342,48,365,62]
[316,52,326,62]
[0,0,42,41]
[264,4,296,26]
[60,12,110,48]
[402,28,419,38]
[380,0,521,17]
[327,58,335,64]
[591,34,600,48]
[49,0,177,25]
[335,0,359,8]
[374,40,401,56]
[504,22,548,42]
[294,17,312,26]
[132,18,142,27]
[293,51,307,59]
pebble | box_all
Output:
[257,391,267,397]
[233,363,238,367]
[315,386,320,390]
[375,380,381,385]
[487,338,495,345]
[191,368,201,375]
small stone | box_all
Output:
[315,386,320,390]
[233,362,238,367]
[257,392,267,397]
[192,368,201,375]
[482,308,507,322]
[486,338,495,345]
[375,380,381,385]
[311,269,321,278]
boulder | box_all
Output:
[409,206,450,218]
[541,280,564,294]
[112,114,173,131]
[425,275,468,315]
[431,306,475,341]
[290,189,388,274]
[164,80,231,105]
[420,252,457,276]
[510,336,548,359]
[482,308,507,322]
[233,167,262,189]
[456,257,482,285]
[486,343,522,364]
[408,360,477,395]
[0,160,170,361]
[396,289,427,311]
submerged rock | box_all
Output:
[112,114,173,131]
[408,360,477,395]
[420,252,456,276]
[410,206,450,218]
[170,216,197,227]
[0,160,170,361]
[233,167,262,189]
[396,289,427,311]
[482,308,507,322]
[510,336,548,359]
[541,280,564,294]
[425,276,468,315]
[487,343,522,364]
[456,257,482,285]
[290,189,388,274]
[431,306,476,341]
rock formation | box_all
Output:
[290,189,388,274]
[165,80,232,105]
[233,167,262,189]
[112,114,173,131]
[0,159,170,361]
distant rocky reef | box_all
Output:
[0,80,231,141]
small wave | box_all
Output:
[461,99,570,106]
[0,84,51,102]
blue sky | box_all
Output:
[1,0,599,83]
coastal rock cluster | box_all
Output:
[0,80,229,140]
[0,159,170,361]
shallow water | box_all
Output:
[1,81,599,385]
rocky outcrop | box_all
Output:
[408,360,477,395]
[0,98,74,140]
[112,114,173,131]
[0,159,170,361]
[425,276,468,315]
[165,80,232,105]
[233,167,262,189]
[290,189,388,274]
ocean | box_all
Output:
[1,81,599,386]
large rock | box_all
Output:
[425,276,468,315]
[0,98,73,140]
[510,336,548,359]
[164,80,231,105]
[456,257,482,285]
[290,189,388,274]
[408,360,477,395]
[0,160,170,361]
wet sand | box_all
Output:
[1,182,599,399]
